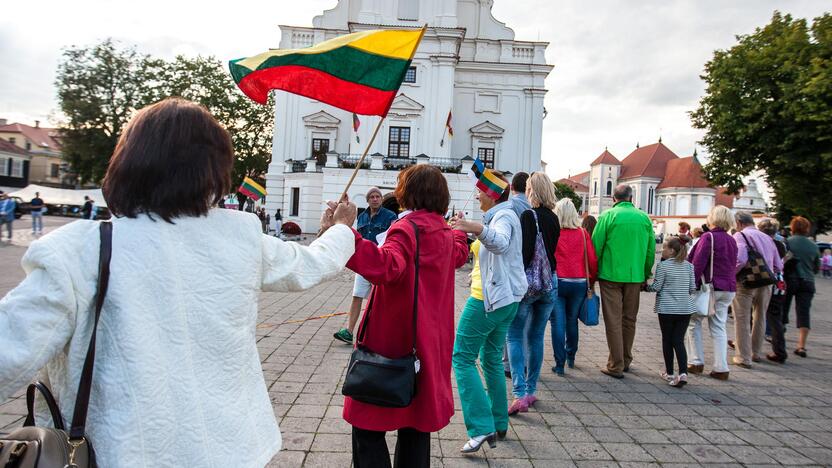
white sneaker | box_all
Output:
[660,371,674,383]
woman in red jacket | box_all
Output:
[552,198,598,372]
[341,165,469,468]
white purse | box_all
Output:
[694,233,714,317]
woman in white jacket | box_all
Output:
[449,170,527,454]
[0,98,357,467]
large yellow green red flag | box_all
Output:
[229,28,424,117]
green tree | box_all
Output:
[691,11,832,234]
[554,182,582,212]
[56,40,274,189]
[56,39,164,183]
[159,55,273,188]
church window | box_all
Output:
[403,67,416,83]
[398,1,419,21]
[290,187,300,216]
[605,180,612,196]
[388,127,410,158]
[648,187,654,214]
[8,137,15,145]
[25,141,31,151]
[311,138,329,165]
[477,148,495,169]
[593,181,597,195]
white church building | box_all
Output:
[263,0,553,233]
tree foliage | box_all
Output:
[691,12,832,234]
[55,40,273,187]
[554,182,582,212]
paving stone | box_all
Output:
[679,444,734,464]
[561,442,613,461]
[602,442,654,462]
[641,444,695,463]
[265,450,305,467]
[716,444,776,464]
[756,445,816,465]
[627,429,670,444]
[520,440,570,460]
[303,451,353,467]
[310,433,351,453]
[587,426,634,443]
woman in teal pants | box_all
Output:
[450,170,528,454]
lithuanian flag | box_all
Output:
[469,157,508,200]
[239,177,267,201]
[229,28,425,116]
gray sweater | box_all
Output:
[647,259,696,314]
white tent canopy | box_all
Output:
[7,184,106,207]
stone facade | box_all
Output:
[264,0,552,232]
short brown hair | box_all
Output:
[394,165,449,215]
[103,98,233,223]
[790,216,811,236]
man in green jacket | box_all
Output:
[592,184,655,378]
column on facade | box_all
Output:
[428,53,458,159]
[522,88,547,173]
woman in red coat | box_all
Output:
[341,165,469,468]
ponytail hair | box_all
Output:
[664,236,689,262]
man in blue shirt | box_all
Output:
[0,192,16,241]
[334,187,397,344]
[502,172,531,376]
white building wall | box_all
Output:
[264,0,552,232]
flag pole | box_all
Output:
[338,24,428,202]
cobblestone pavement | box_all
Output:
[2,218,832,467]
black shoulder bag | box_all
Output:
[0,221,112,468]
[737,231,776,288]
[341,220,420,408]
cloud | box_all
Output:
[1,0,828,184]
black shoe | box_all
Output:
[794,348,807,358]
[504,369,511,378]
[497,430,507,440]
[766,353,786,364]
[601,368,624,379]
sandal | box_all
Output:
[794,348,807,358]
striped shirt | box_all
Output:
[647,259,696,315]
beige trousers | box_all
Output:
[731,284,771,365]
[600,281,642,374]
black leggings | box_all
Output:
[352,426,430,468]
[658,314,691,375]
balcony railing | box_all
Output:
[286,154,465,173]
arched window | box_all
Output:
[648,187,654,214]
[605,180,612,196]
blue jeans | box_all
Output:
[507,286,556,398]
[553,279,587,366]
[31,211,43,233]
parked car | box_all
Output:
[11,196,27,219]
[818,241,831,254]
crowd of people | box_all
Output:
[0,98,825,468]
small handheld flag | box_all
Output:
[239,177,267,201]
[440,110,453,147]
[469,157,508,200]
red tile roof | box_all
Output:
[590,149,621,166]
[715,187,737,208]
[656,157,711,189]
[0,138,28,156]
[568,171,590,185]
[619,142,678,180]
[557,178,589,193]
[0,123,62,152]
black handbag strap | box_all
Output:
[69,221,112,440]
[356,219,420,354]
[24,381,65,430]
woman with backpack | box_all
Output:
[506,172,560,415]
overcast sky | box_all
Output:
[0,0,828,181]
